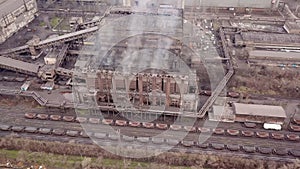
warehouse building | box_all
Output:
[0,0,38,44]
[72,0,279,9]
[233,103,286,124]
[248,50,300,62]
[185,0,279,9]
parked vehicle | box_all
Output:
[263,123,282,131]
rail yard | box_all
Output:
[0,0,300,168]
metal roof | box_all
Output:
[0,0,31,17]
[249,50,300,61]
[0,56,40,73]
[233,103,286,118]
[185,0,273,8]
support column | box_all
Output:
[107,73,112,103]
[29,45,37,56]
[123,0,131,6]
[112,76,116,94]
[180,0,185,9]
[125,76,129,93]
[165,77,170,108]
[138,75,143,106]
[152,75,157,106]
[98,73,103,92]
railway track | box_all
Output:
[0,107,299,160]
[0,123,299,160]
[22,113,300,142]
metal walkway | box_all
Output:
[187,27,234,118]
[55,44,69,68]
[0,7,112,56]
[0,26,98,55]
[78,6,112,30]
[196,68,234,117]
[0,56,41,76]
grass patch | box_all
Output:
[0,149,19,159]
[50,17,61,28]
[0,149,192,169]
[39,21,46,27]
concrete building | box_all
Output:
[233,103,286,124]
[72,6,225,116]
[185,0,279,9]
[248,50,300,62]
[59,0,279,9]
[44,49,59,65]
[0,0,38,44]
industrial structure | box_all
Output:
[0,0,38,43]
[0,0,300,164]
[0,1,296,119]
[233,103,286,125]
[44,0,280,9]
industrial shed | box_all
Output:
[185,0,277,9]
[248,50,300,62]
[233,103,286,124]
[117,0,278,9]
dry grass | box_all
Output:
[0,137,299,169]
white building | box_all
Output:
[0,0,38,44]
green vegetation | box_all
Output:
[0,137,299,169]
[39,21,46,27]
[0,149,191,169]
[50,17,61,28]
[76,108,89,116]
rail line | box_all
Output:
[0,123,299,159]
[23,113,300,142]
[1,107,299,159]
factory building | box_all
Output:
[70,0,279,9]
[0,0,38,44]
[209,102,286,124]
[120,0,279,9]
[248,50,300,62]
[185,0,279,9]
[71,6,225,116]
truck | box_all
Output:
[263,123,282,131]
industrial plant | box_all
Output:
[0,0,299,168]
